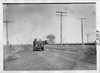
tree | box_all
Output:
[46,34,55,44]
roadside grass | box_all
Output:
[44,45,96,53]
[45,44,96,64]
[3,45,24,61]
[3,45,24,70]
[82,46,96,64]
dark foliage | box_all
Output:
[84,46,96,55]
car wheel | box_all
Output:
[33,49,35,51]
[42,47,44,51]
[33,47,36,51]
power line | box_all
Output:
[3,21,14,45]
[78,18,86,48]
[56,11,67,48]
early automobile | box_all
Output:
[33,39,48,51]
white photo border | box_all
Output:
[0,0,100,73]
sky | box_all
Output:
[3,3,96,45]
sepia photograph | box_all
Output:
[3,3,96,70]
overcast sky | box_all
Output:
[3,3,96,45]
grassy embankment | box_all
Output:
[45,44,96,64]
[3,45,24,61]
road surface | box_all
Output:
[5,45,96,70]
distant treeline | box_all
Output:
[3,42,96,46]
[49,43,96,45]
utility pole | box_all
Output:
[43,36,45,40]
[36,35,38,39]
[16,37,19,45]
[3,21,14,45]
[56,11,67,48]
[31,39,33,45]
[67,42,68,49]
[78,18,86,48]
[63,38,65,43]
[87,34,89,43]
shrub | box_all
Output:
[84,46,96,55]
[82,46,96,64]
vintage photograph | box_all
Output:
[3,3,96,70]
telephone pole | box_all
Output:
[43,36,45,40]
[87,34,89,43]
[36,35,38,39]
[63,38,65,43]
[78,18,86,48]
[31,39,33,44]
[56,11,67,48]
[16,37,19,45]
[3,21,14,45]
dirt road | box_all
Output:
[5,45,96,70]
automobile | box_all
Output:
[33,39,48,51]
